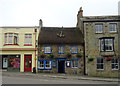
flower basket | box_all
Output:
[66,53,71,58]
[88,57,94,61]
[106,57,112,61]
[76,53,82,58]
[49,54,54,58]
[40,54,45,58]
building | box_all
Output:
[77,7,120,77]
[37,27,85,74]
[0,26,39,72]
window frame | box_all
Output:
[109,23,117,33]
[58,45,65,54]
[44,45,52,54]
[24,34,32,46]
[71,59,79,68]
[111,58,119,70]
[71,45,78,54]
[4,33,19,45]
[100,37,114,52]
[96,58,104,70]
[37,59,52,69]
[95,24,103,33]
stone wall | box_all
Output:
[83,21,119,78]
[38,44,84,74]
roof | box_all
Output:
[38,27,84,45]
[82,16,120,22]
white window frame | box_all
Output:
[24,34,32,44]
[45,61,51,69]
[58,46,65,54]
[111,58,119,70]
[95,24,103,33]
[38,61,44,69]
[44,46,51,54]
[100,38,114,51]
[71,60,78,68]
[5,33,18,44]
[109,23,117,33]
[97,58,104,70]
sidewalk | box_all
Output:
[2,71,120,82]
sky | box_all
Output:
[0,0,120,27]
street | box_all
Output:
[2,73,119,84]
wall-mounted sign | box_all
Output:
[66,61,71,67]
[52,60,56,68]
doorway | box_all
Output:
[2,57,8,69]
[24,55,32,72]
[58,60,65,73]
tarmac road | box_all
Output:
[2,74,119,84]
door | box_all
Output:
[2,57,8,69]
[24,55,32,72]
[58,61,65,73]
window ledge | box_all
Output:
[100,51,115,56]
[4,44,19,46]
[24,44,32,46]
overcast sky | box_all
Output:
[0,0,119,27]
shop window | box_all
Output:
[109,23,117,33]
[24,34,32,45]
[44,46,51,54]
[8,56,20,68]
[58,45,65,54]
[97,58,104,70]
[71,45,78,54]
[95,24,103,33]
[38,60,52,69]
[5,33,18,45]
[71,59,79,68]
[111,58,119,70]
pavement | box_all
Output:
[1,70,120,82]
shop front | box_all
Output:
[2,55,20,71]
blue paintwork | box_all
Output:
[58,45,65,54]
[71,45,78,54]
[70,59,79,68]
[44,45,52,54]
[37,59,52,69]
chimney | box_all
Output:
[78,7,83,17]
[39,19,43,31]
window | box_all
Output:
[95,24,103,33]
[100,38,114,51]
[44,46,51,54]
[58,45,65,54]
[71,45,78,54]
[71,59,79,68]
[5,33,18,45]
[97,58,104,70]
[39,61,44,69]
[45,61,51,68]
[38,60,52,69]
[24,34,32,45]
[109,24,117,32]
[111,58,119,70]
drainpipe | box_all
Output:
[35,26,37,72]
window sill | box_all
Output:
[100,51,115,56]
[95,32,103,34]
[97,69,104,71]
[4,44,19,46]
[24,44,32,46]
[111,69,119,70]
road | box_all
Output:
[2,75,119,84]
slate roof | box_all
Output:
[38,27,84,45]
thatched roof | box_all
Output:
[38,27,84,45]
